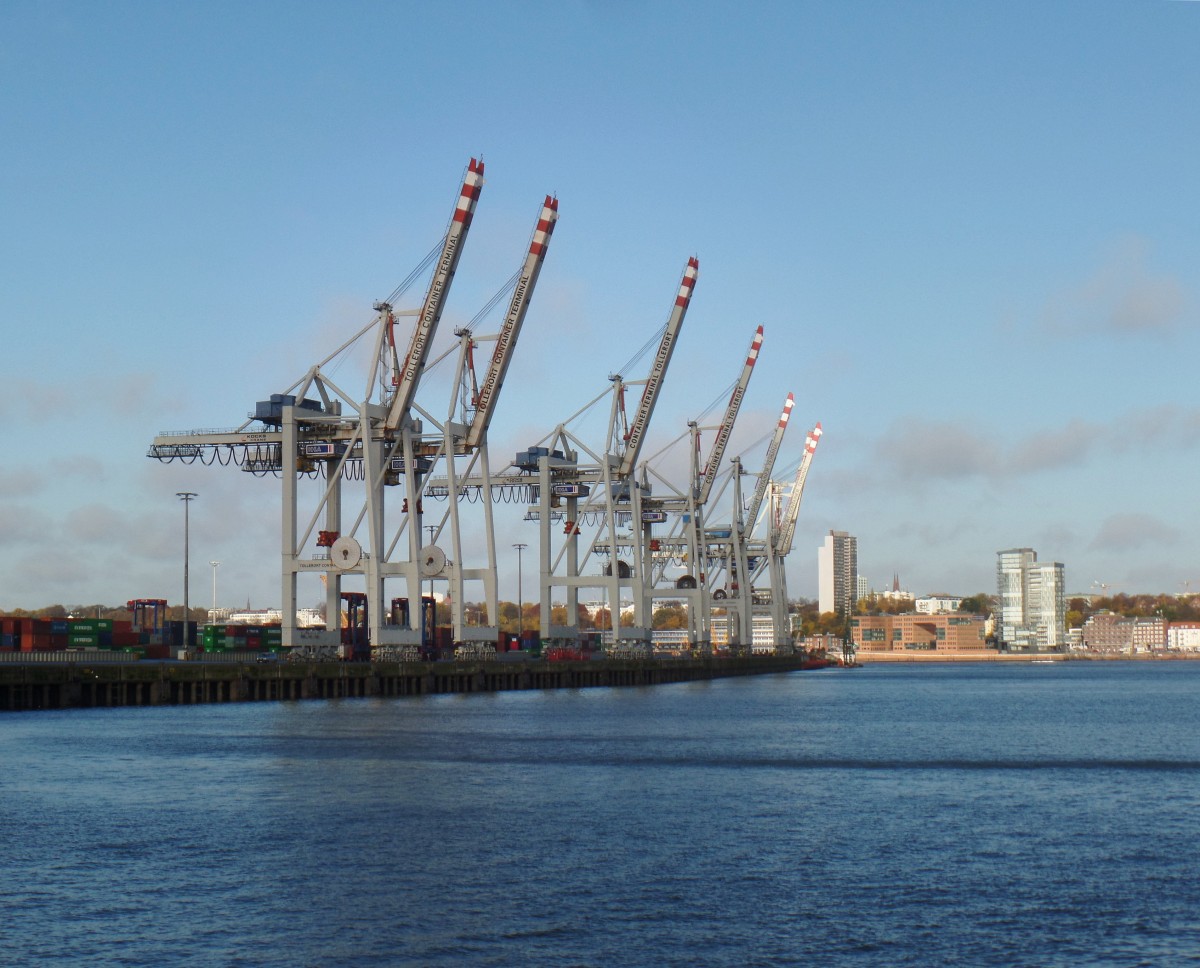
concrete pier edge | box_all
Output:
[0,654,828,712]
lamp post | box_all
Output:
[512,542,527,645]
[177,492,197,648]
[426,525,437,633]
[210,560,220,613]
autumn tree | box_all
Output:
[652,602,687,630]
[856,593,910,615]
[958,594,996,617]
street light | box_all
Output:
[513,542,527,645]
[210,560,220,613]
[177,492,197,648]
[426,525,437,633]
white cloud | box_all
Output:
[1089,513,1179,553]
[0,468,45,497]
[874,419,999,480]
[1040,238,1191,338]
[873,407,1200,483]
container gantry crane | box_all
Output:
[317,158,486,655]
[762,422,823,639]
[509,258,699,655]
[148,160,560,655]
[688,394,815,655]
[635,325,766,651]
[418,194,559,655]
[722,392,797,651]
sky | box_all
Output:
[2,0,1199,613]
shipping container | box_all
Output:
[32,641,62,652]
[69,619,114,633]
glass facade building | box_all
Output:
[996,548,1065,650]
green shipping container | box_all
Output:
[70,619,114,632]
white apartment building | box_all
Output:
[1168,622,1200,651]
[818,531,858,616]
[915,595,963,614]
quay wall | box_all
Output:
[0,654,821,712]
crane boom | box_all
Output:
[744,391,794,530]
[776,423,822,556]
[384,158,485,431]
[618,257,698,477]
[464,195,559,449]
[697,325,763,506]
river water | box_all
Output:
[4,660,1200,966]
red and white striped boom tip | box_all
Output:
[453,158,485,224]
[746,325,764,366]
[779,393,795,428]
[805,423,823,452]
[529,196,558,256]
[675,257,699,307]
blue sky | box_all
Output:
[2,0,1198,612]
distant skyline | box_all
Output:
[2,1,1198,611]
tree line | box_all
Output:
[11,592,1193,637]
